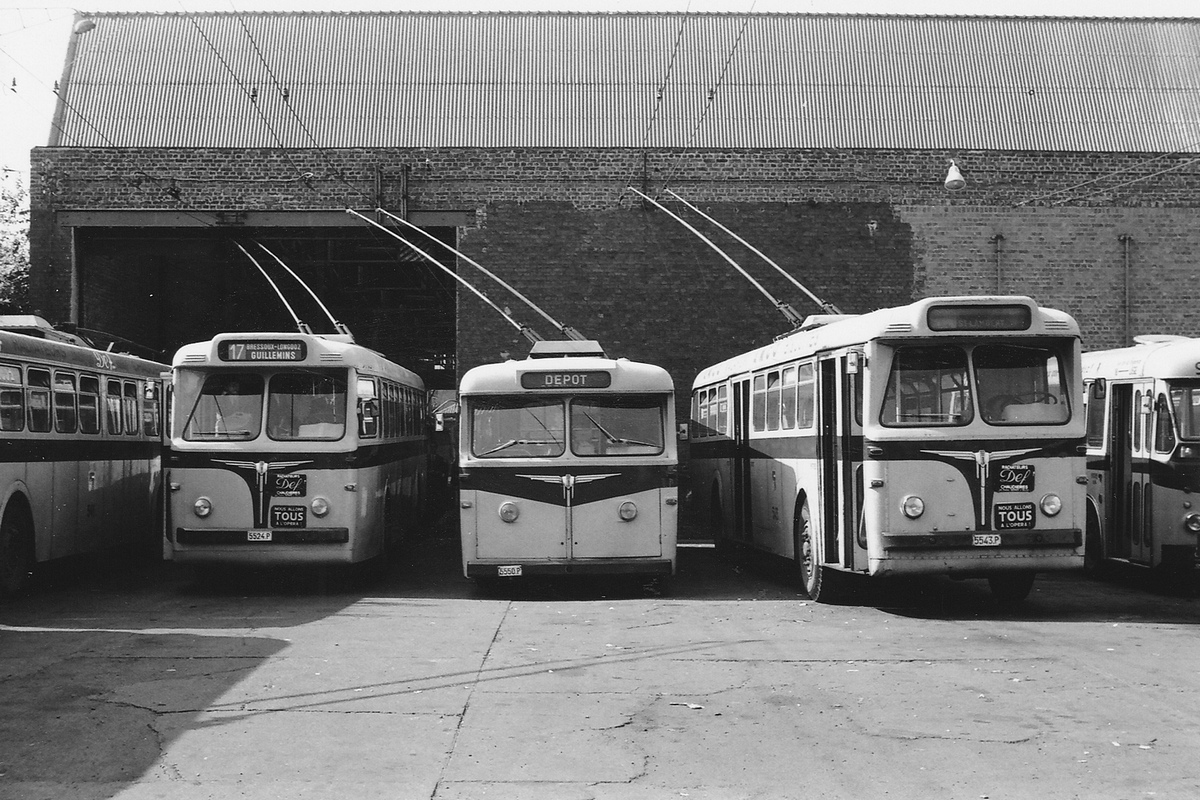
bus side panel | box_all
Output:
[571,487,668,559]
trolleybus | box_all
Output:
[164,331,427,568]
[458,340,677,585]
[1081,335,1200,588]
[0,316,165,596]
[689,295,1087,602]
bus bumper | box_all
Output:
[171,527,353,564]
[872,528,1083,576]
[466,559,674,578]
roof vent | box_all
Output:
[529,340,607,359]
[0,315,90,346]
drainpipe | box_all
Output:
[990,233,1005,294]
[1119,234,1133,345]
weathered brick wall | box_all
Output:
[28,145,1200,379]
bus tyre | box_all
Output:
[987,571,1036,602]
[0,515,33,597]
[795,500,826,601]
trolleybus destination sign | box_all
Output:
[218,341,307,362]
[520,370,612,389]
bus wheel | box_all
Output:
[1083,505,1107,578]
[795,500,825,601]
[0,514,33,597]
[987,571,1036,602]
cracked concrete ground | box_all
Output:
[1,531,1199,800]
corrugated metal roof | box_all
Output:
[51,12,1200,153]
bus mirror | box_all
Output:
[435,412,445,432]
[1091,378,1106,399]
[359,398,379,437]
[677,423,688,440]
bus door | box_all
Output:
[731,377,752,542]
[1109,382,1152,562]
[818,356,857,570]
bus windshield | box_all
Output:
[267,371,348,441]
[1168,382,1200,440]
[471,397,565,458]
[881,342,1071,427]
[180,372,264,440]
[974,343,1070,425]
[570,395,665,456]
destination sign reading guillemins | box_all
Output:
[218,341,307,362]
[520,371,612,389]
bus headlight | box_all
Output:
[1181,445,1200,460]
[900,495,925,519]
[498,502,520,523]
[1040,494,1063,516]
[618,501,638,521]
[311,497,330,517]
[1185,513,1200,533]
[193,497,212,518]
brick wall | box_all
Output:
[28,146,1200,384]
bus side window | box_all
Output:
[0,363,24,432]
[796,363,815,429]
[53,372,78,433]
[106,379,122,434]
[781,367,797,429]
[716,384,728,435]
[690,391,701,439]
[122,382,139,435]
[358,377,379,439]
[751,374,766,432]
[1084,381,1106,450]
[766,371,781,431]
[27,368,51,433]
[79,375,100,434]
[1154,395,1177,454]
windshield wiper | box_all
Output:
[477,438,560,456]
[581,410,658,448]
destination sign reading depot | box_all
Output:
[218,341,307,362]
[521,370,612,389]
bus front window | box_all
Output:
[268,371,348,440]
[471,397,565,458]
[1168,382,1200,439]
[975,344,1070,425]
[182,373,264,440]
[881,345,972,427]
[571,395,665,456]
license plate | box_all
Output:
[247,530,273,542]
[270,505,307,528]
[994,502,1035,530]
[497,565,522,577]
[972,533,1002,547]
[996,464,1034,493]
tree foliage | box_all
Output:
[0,172,30,313]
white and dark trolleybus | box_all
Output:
[689,295,1087,602]
[458,340,678,586]
[0,316,165,596]
[164,330,427,569]
[1081,335,1200,588]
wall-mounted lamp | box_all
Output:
[73,18,96,34]
[944,159,966,191]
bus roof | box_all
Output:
[172,331,423,387]
[460,354,673,395]
[0,328,165,376]
[694,295,1080,389]
[1082,335,1200,381]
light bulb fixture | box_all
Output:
[944,159,966,191]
